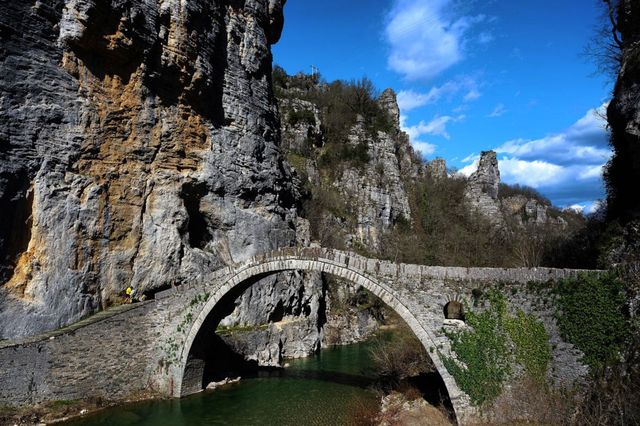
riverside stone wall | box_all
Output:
[0,303,156,405]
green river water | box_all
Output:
[64,339,381,426]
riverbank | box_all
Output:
[0,392,156,426]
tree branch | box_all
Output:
[604,0,624,49]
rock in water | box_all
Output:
[0,0,298,339]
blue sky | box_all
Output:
[272,0,613,211]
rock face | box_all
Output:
[465,151,567,230]
[378,88,401,129]
[0,0,298,339]
[218,271,324,365]
[275,76,423,251]
[606,0,640,222]
[464,151,503,224]
[322,280,379,346]
[427,158,447,180]
[335,121,414,250]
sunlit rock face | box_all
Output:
[0,0,298,339]
[464,151,504,225]
[464,151,567,230]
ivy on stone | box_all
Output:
[554,272,629,372]
[504,310,551,381]
[443,293,512,406]
[443,292,552,407]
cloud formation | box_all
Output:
[397,76,481,112]
[403,114,465,141]
[400,114,465,158]
[459,104,611,207]
[385,0,485,80]
[487,103,507,117]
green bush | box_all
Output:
[443,294,512,406]
[443,292,552,407]
[505,310,551,380]
[498,183,551,206]
[272,65,288,89]
[317,141,369,171]
[554,272,629,372]
[287,109,316,127]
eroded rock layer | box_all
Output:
[0,0,298,339]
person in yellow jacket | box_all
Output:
[125,286,133,304]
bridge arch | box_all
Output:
[172,250,467,422]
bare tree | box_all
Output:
[584,0,624,77]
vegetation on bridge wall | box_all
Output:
[444,271,633,412]
[554,272,629,372]
[443,292,551,407]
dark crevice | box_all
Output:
[0,170,33,284]
[180,181,212,249]
[408,372,458,425]
[268,300,285,323]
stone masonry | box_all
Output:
[0,247,596,425]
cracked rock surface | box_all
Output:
[0,0,297,339]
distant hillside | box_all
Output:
[274,67,586,268]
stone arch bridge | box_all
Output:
[0,247,588,424]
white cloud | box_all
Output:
[488,103,507,117]
[385,0,486,80]
[494,104,610,166]
[412,141,437,157]
[458,156,564,187]
[567,204,586,213]
[460,104,612,207]
[478,31,494,44]
[397,85,455,111]
[400,114,465,159]
[461,153,480,164]
[458,160,478,177]
[499,157,565,187]
[397,76,481,112]
[404,114,465,140]
[579,164,604,180]
[567,201,603,215]
[463,89,481,102]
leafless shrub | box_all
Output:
[368,332,434,387]
[482,376,575,425]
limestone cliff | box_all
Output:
[464,150,568,230]
[274,72,423,252]
[606,0,640,222]
[0,0,299,339]
[214,78,419,364]
[464,151,504,226]
[218,271,325,366]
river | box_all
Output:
[63,338,382,426]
